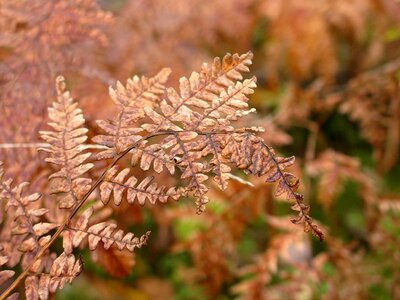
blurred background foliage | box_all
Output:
[1,0,400,299]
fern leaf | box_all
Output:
[93,68,171,159]
[40,76,93,209]
[130,142,176,174]
[0,169,50,263]
[221,133,324,241]
[62,207,150,252]
[203,134,231,190]
[100,166,187,205]
[189,78,257,131]
[142,53,255,133]
[25,253,83,300]
[91,53,257,212]
[136,53,256,212]
[70,222,150,251]
[91,52,321,236]
[152,52,254,132]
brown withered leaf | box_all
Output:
[222,133,324,241]
[66,208,151,252]
[40,76,93,209]
[93,68,171,159]
[92,52,321,237]
[32,223,58,237]
[130,142,176,174]
[100,166,187,206]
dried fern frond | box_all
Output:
[0,166,54,269]
[130,142,176,174]
[40,76,93,209]
[63,207,150,253]
[0,51,324,299]
[0,0,112,184]
[0,0,111,111]
[0,162,59,300]
[136,53,256,212]
[25,252,83,300]
[93,68,171,160]
[100,166,187,206]
[142,52,255,132]
[220,132,323,239]
[93,52,322,239]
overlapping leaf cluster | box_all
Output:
[0,52,322,299]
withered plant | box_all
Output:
[0,0,112,184]
[0,52,322,299]
[1,1,400,299]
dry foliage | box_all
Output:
[0,52,322,299]
[1,1,400,299]
[0,0,112,185]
